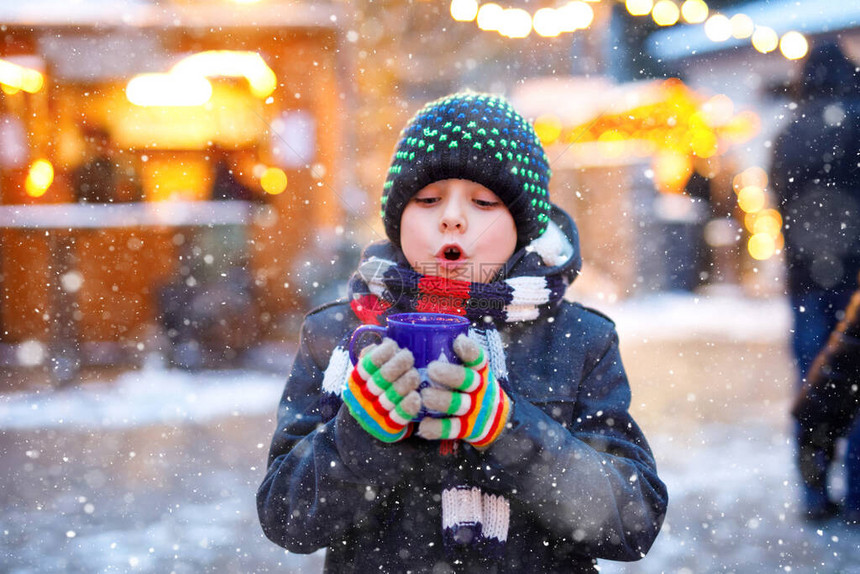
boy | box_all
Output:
[258,93,667,573]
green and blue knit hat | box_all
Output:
[381,92,552,248]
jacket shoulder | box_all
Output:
[301,299,356,337]
[304,299,353,324]
[559,300,618,332]
[299,300,356,366]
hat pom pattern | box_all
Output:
[381,92,552,247]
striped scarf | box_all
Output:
[319,220,574,560]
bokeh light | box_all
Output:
[534,114,563,145]
[751,26,779,53]
[499,8,532,38]
[25,159,54,198]
[476,3,504,31]
[730,13,754,39]
[689,127,718,158]
[171,51,278,99]
[701,94,735,125]
[0,59,45,94]
[779,31,809,60]
[626,0,654,17]
[260,166,288,195]
[748,232,777,260]
[680,0,708,24]
[21,70,45,93]
[126,73,212,107]
[737,185,766,213]
[745,208,782,236]
[450,0,479,22]
[533,8,561,37]
[654,150,693,194]
[652,0,680,26]
[704,14,732,42]
[733,166,768,190]
[559,1,594,32]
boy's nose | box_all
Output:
[439,204,466,232]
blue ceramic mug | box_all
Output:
[349,313,471,420]
[348,312,471,368]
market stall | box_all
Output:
[0,1,343,376]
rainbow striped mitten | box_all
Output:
[418,334,512,448]
[342,338,421,443]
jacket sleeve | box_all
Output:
[256,308,427,553]
[793,285,860,442]
[473,323,667,562]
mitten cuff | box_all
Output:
[470,390,512,449]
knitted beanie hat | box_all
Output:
[381,92,552,248]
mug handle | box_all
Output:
[348,325,387,365]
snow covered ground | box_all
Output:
[1,292,859,573]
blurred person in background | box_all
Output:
[793,274,860,525]
[72,125,117,203]
[770,40,860,520]
[72,125,141,203]
[210,145,257,202]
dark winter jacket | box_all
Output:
[770,42,860,296]
[257,207,667,573]
[793,275,860,457]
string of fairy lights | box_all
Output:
[449,0,810,60]
[449,0,795,260]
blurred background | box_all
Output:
[1,1,859,572]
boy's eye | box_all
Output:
[474,199,500,208]
[413,197,439,205]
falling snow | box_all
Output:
[2,292,859,573]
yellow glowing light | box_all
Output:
[745,208,782,236]
[652,1,680,26]
[779,31,809,60]
[597,130,627,143]
[721,110,760,144]
[701,94,734,125]
[748,232,776,260]
[21,69,45,93]
[733,166,768,190]
[260,167,288,195]
[171,51,277,99]
[143,157,211,202]
[498,8,532,38]
[743,211,757,233]
[477,3,504,31]
[534,114,563,145]
[737,185,766,213]
[681,0,708,24]
[558,1,594,32]
[626,0,654,16]
[730,13,754,39]
[690,127,718,158]
[0,58,45,94]
[126,73,212,107]
[751,26,779,53]
[450,0,479,22]
[594,130,628,158]
[654,151,693,194]
[25,159,54,198]
[533,8,561,37]
[704,14,732,42]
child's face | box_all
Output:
[400,179,517,283]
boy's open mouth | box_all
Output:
[438,244,464,261]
